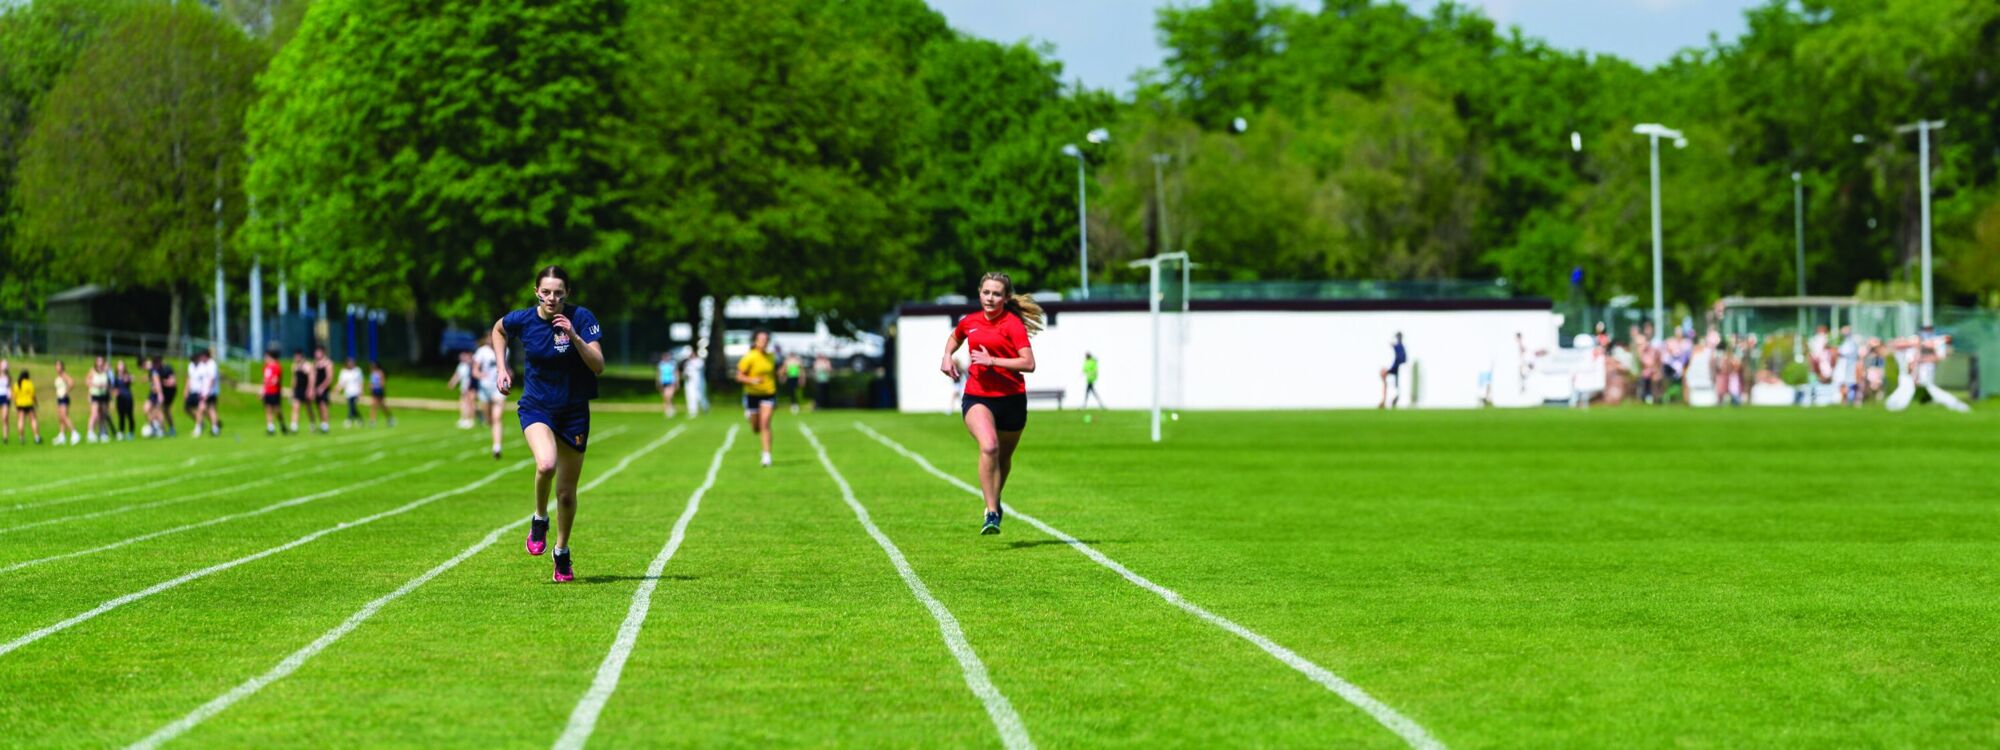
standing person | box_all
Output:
[289,350,316,433]
[736,330,779,467]
[446,350,475,428]
[263,350,288,436]
[0,359,11,444]
[1080,352,1106,409]
[153,356,178,437]
[194,351,224,436]
[656,350,678,418]
[811,352,832,411]
[782,352,804,414]
[1834,326,1860,406]
[183,352,206,436]
[681,352,706,418]
[367,362,394,427]
[86,356,110,442]
[111,361,135,440]
[337,357,365,428]
[1378,332,1407,409]
[312,346,335,433]
[138,357,159,437]
[474,342,504,457]
[52,360,76,445]
[491,264,605,583]
[12,369,39,445]
[939,272,1041,535]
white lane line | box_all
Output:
[554,425,738,750]
[1,463,178,498]
[3,433,466,535]
[800,424,1033,750]
[4,429,452,513]
[0,455,372,538]
[853,422,1445,750]
[0,460,528,659]
[125,425,687,750]
[1,458,439,574]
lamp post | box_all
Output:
[1632,123,1686,338]
[1793,171,1807,359]
[1895,119,1946,327]
[1059,128,1109,299]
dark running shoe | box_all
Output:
[552,550,574,583]
[525,516,549,556]
[980,511,1001,535]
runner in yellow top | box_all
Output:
[735,330,779,467]
[14,369,41,445]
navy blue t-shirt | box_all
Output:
[502,304,603,409]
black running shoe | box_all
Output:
[525,516,549,556]
[552,550,574,582]
[980,511,1001,535]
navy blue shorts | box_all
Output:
[743,394,777,414]
[519,402,590,453]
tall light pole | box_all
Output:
[1896,119,1945,327]
[1151,153,1171,253]
[1059,128,1109,299]
[1793,171,1806,359]
[1632,123,1685,338]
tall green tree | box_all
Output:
[13,1,264,344]
[245,0,634,328]
[0,0,140,316]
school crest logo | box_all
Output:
[553,331,571,353]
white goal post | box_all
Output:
[1128,252,1191,443]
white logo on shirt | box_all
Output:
[588,324,599,336]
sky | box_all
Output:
[926,0,1763,95]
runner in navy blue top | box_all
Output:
[1379,332,1407,409]
[490,265,604,583]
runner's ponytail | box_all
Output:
[981,272,1044,336]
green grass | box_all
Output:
[1,401,1996,748]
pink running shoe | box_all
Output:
[551,550,574,583]
[525,516,549,556]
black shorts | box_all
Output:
[163,386,178,404]
[315,391,331,405]
[961,393,1028,432]
[57,396,71,407]
[743,394,777,413]
[92,394,110,405]
[17,405,34,415]
[263,393,281,407]
[293,386,309,401]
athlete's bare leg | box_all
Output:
[553,440,584,550]
[525,423,558,520]
[963,405,1002,515]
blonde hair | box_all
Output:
[980,272,1044,337]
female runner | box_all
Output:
[491,265,604,582]
[939,272,1042,534]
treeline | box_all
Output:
[1,0,1996,349]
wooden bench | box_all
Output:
[1026,388,1066,410]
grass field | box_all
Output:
[1,400,1995,748]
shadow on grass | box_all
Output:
[1003,538,1119,550]
[570,574,703,585]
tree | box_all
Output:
[14,1,264,345]
[245,0,634,330]
[0,0,140,317]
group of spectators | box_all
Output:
[1575,314,1966,410]
[260,346,391,435]
[0,351,221,445]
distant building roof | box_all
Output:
[47,284,109,303]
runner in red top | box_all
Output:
[261,349,286,435]
[939,272,1044,535]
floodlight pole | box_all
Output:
[1151,153,1171,253]
[1633,123,1684,338]
[213,195,227,360]
[1793,171,1806,360]
[1071,150,1088,299]
[1896,119,1945,327]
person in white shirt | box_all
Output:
[473,343,503,457]
[446,350,476,429]
[184,351,221,437]
[680,353,706,417]
[337,358,365,428]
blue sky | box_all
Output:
[926,0,1762,94]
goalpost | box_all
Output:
[1129,252,1191,443]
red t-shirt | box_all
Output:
[262,361,282,396]
[954,310,1030,397]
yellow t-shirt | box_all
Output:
[13,379,33,408]
[737,350,777,397]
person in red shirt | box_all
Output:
[939,272,1044,535]
[262,349,286,435]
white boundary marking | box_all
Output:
[553,425,737,750]
[0,460,527,659]
[1,457,434,574]
[800,423,1034,750]
[853,422,1445,750]
[125,425,686,750]
[4,428,453,513]
[4,432,469,535]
